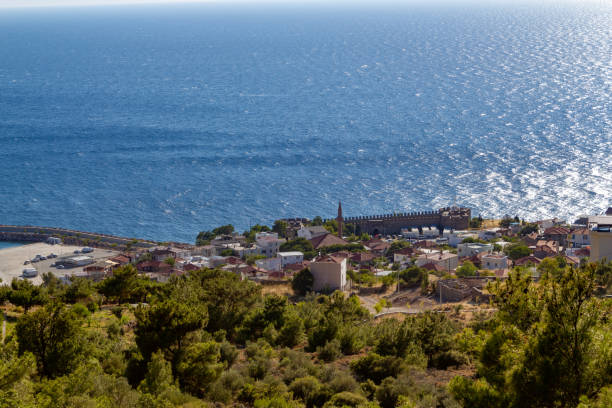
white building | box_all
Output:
[256,257,282,272]
[63,255,94,267]
[415,252,458,272]
[457,243,493,257]
[481,254,509,270]
[422,227,439,238]
[444,231,479,247]
[297,226,328,240]
[278,251,303,267]
[589,216,612,262]
[310,255,347,292]
[393,247,417,266]
[401,228,420,239]
[255,232,282,258]
[478,228,501,241]
[569,228,590,248]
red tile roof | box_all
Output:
[544,226,570,236]
[514,255,542,266]
[350,252,376,263]
[111,255,130,264]
[421,262,446,272]
[309,233,349,249]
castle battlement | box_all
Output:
[328,206,470,236]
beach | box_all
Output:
[0,242,119,285]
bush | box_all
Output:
[350,353,405,384]
[318,339,342,362]
[292,269,314,296]
[323,391,367,408]
[219,340,239,368]
[71,302,91,319]
[277,311,305,348]
[337,325,367,355]
[456,261,477,277]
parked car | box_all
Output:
[81,247,94,253]
[22,268,38,278]
[56,264,65,269]
[24,260,30,265]
[74,250,81,254]
[48,253,57,258]
[39,256,47,260]
[31,258,39,263]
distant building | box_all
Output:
[543,226,570,248]
[83,262,109,281]
[565,247,590,259]
[363,239,391,256]
[46,237,61,245]
[589,215,612,262]
[256,257,281,272]
[415,252,458,272]
[393,247,420,265]
[481,254,509,270]
[310,255,347,292]
[445,231,479,247]
[255,232,283,258]
[478,229,501,241]
[534,240,560,259]
[278,251,304,267]
[297,226,328,240]
[514,255,542,267]
[569,228,590,248]
[457,243,492,257]
[63,255,94,267]
[309,233,349,250]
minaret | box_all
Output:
[336,201,344,238]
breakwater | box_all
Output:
[0,225,157,250]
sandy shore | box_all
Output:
[0,242,119,285]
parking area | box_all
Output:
[0,242,119,285]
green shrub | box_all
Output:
[350,353,404,384]
[318,339,342,362]
[323,391,367,408]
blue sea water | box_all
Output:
[0,2,610,243]
[0,241,24,250]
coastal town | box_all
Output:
[1,203,611,310]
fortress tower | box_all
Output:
[336,201,344,238]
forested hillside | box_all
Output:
[1,260,611,408]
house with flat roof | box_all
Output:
[415,252,458,272]
[481,253,509,270]
[278,251,304,267]
[457,243,492,257]
[310,255,347,292]
[589,215,612,262]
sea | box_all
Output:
[0,2,610,243]
[0,241,24,250]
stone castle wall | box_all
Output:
[335,207,470,235]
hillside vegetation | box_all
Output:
[0,260,611,408]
